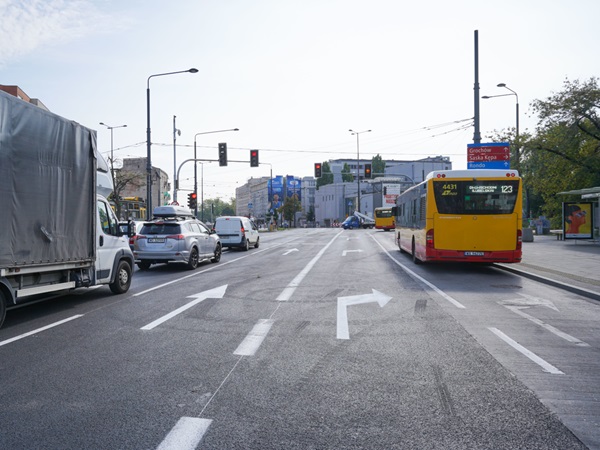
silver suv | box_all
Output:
[133,206,221,270]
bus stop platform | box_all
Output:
[496,234,600,302]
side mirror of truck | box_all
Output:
[118,221,135,238]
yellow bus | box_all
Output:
[374,206,395,231]
[395,169,522,264]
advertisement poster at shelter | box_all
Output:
[563,202,594,239]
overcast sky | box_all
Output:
[2,0,599,201]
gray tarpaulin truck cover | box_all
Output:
[0,90,96,267]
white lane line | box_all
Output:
[156,417,212,450]
[0,315,83,347]
[233,319,274,356]
[276,230,344,301]
[370,235,465,309]
[488,327,564,375]
[505,306,589,347]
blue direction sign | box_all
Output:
[468,160,511,170]
[467,142,510,169]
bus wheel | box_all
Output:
[412,239,421,265]
[397,234,405,253]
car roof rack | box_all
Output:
[152,205,195,219]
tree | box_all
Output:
[523,77,600,225]
[341,163,354,182]
[280,195,302,225]
[306,205,315,223]
[316,161,334,188]
[111,169,145,219]
[372,154,385,178]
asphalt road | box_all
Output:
[1,228,598,449]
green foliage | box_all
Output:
[522,77,600,222]
[316,161,334,189]
[341,163,354,182]
[372,154,385,177]
[280,195,302,223]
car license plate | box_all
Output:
[148,238,165,243]
[464,251,484,256]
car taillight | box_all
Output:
[426,229,434,249]
[241,227,246,236]
[516,229,522,250]
[166,234,185,240]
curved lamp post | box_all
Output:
[349,129,371,214]
[146,68,198,219]
[482,83,519,170]
[192,128,239,218]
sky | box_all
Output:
[2,0,599,202]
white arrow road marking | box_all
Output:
[141,285,228,330]
[283,248,299,255]
[499,293,558,311]
[342,249,363,256]
[489,327,564,374]
[337,289,392,339]
[157,417,212,450]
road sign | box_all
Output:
[467,142,510,168]
[468,160,511,170]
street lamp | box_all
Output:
[482,83,519,170]
[192,128,239,218]
[173,115,181,202]
[146,68,198,219]
[349,129,371,214]
[99,122,127,180]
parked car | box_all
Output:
[213,216,259,250]
[133,206,221,270]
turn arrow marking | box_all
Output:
[283,248,299,255]
[336,289,392,339]
[342,249,363,256]
[141,284,228,330]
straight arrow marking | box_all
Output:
[337,289,392,339]
[141,285,227,330]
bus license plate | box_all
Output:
[464,251,484,256]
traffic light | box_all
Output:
[218,143,227,166]
[188,192,198,209]
[364,163,372,179]
[250,149,259,167]
[314,162,322,178]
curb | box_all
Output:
[494,264,600,303]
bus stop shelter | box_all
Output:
[557,186,600,240]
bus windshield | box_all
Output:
[432,179,519,215]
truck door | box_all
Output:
[96,199,127,282]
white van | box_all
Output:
[214,216,260,250]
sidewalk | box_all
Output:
[496,235,600,301]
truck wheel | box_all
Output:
[187,247,199,269]
[110,260,132,294]
[0,289,7,329]
[242,239,249,251]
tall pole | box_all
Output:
[99,122,127,199]
[473,30,481,144]
[173,115,181,203]
[146,68,198,219]
[349,129,371,214]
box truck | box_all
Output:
[0,90,134,328]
